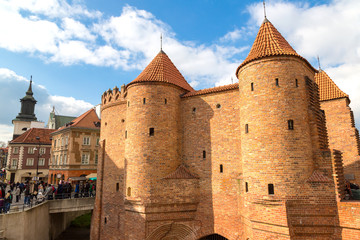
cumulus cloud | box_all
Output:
[0,124,13,144]
[247,0,360,127]
[0,68,93,143]
[0,1,244,88]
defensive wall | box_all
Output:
[0,197,94,240]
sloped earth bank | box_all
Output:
[55,226,90,240]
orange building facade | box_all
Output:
[91,18,360,240]
[48,108,100,184]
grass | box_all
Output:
[70,212,92,228]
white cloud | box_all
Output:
[0,2,244,88]
[8,0,101,19]
[0,124,13,144]
[61,17,96,41]
[0,68,94,143]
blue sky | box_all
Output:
[0,0,359,142]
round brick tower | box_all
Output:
[236,18,319,237]
[124,50,194,203]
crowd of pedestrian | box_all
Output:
[0,180,96,214]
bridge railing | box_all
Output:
[1,192,95,214]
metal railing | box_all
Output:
[0,192,95,214]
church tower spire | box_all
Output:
[12,76,38,139]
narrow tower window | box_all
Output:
[127,101,130,107]
[251,83,254,91]
[203,150,206,159]
[220,164,223,173]
[165,98,167,104]
[149,128,154,136]
[288,120,294,130]
[275,78,279,86]
[268,184,274,195]
[143,98,146,104]
[127,187,131,196]
[192,107,196,113]
[245,182,248,192]
[104,217,107,224]
[295,79,298,87]
[245,124,249,133]
[125,131,127,139]
[116,183,119,192]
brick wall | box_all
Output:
[237,56,339,239]
[181,89,241,239]
[321,98,360,185]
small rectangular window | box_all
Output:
[165,99,167,104]
[245,182,248,192]
[268,184,274,195]
[13,147,19,154]
[26,158,34,166]
[81,154,90,165]
[245,124,249,133]
[220,164,223,173]
[143,98,146,104]
[28,147,35,154]
[116,183,119,192]
[38,158,45,166]
[83,137,90,145]
[149,128,154,136]
[275,78,279,86]
[251,83,254,91]
[40,148,46,155]
[295,79,298,87]
[288,120,294,130]
[203,150,206,159]
[125,131,127,139]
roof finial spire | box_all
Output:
[263,0,267,19]
[317,56,322,72]
[26,75,33,95]
[160,33,163,51]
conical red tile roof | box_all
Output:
[236,18,315,75]
[128,50,194,92]
[315,70,348,101]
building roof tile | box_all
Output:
[307,170,332,183]
[11,128,55,145]
[236,18,315,75]
[163,165,198,179]
[182,83,239,98]
[315,70,348,101]
[54,108,100,133]
[55,115,76,129]
[128,50,194,92]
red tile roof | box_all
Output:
[236,18,315,76]
[0,148,8,153]
[307,170,332,183]
[315,70,348,101]
[11,128,55,145]
[54,108,100,133]
[163,165,198,179]
[128,50,194,92]
[182,83,239,98]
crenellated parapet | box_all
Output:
[101,84,127,109]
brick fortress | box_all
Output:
[91,17,360,239]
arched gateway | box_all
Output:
[198,234,228,240]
